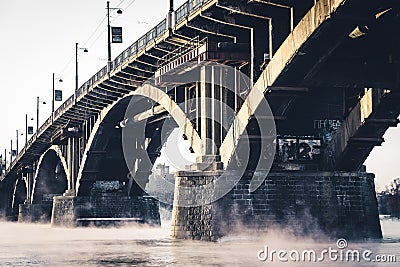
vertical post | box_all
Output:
[290,7,294,31]
[27,172,32,204]
[167,0,174,35]
[184,86,188,113]
[214,66,221,152]
[107,1,111,71]
[36,97,39,131]
[4,149,6,170]
[200,66,213,155]
[196,82,200,133]
[10,140,13,165]
[16,130,19,156]
[235,68,239,112]
[75,43,78,93]
[52,73,55,115]
[210,66,215,155]
[25,114,28,145]
[220,68,224,143]
[268,19,273,59]
[250,28,254,86]
[66,136,79,195]
[67,138,74,194]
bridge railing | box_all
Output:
[54,95,76,120]
[176,0,211,23]
[3,0,212,179]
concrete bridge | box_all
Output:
[1,0,399,240]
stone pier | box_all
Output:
[18,203,53,223]
[51,183,160,227]
[171,170,382,241]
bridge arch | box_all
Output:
[11,177,27,216]
[76,85,200,197]
[31,145,68,205]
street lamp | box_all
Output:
[52,73,63,115]
[10,140,13,164]
[36,97,46,131]
[75,43,88,93]
[106,1,122,71]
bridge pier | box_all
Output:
[51,181,160,227]
[171,170,382,241]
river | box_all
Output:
[0,217,399,266]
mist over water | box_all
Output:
[0,218,399,266]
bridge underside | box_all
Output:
[0,0,398,237]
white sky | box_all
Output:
[0,0,398,191]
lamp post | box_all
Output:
[36,97,46,132]
[52,73,63,115]
[75,43,88,93]
[10,140,13,164]
[16,130,23,155]
[106,1,122,71]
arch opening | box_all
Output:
[32,149,68,206]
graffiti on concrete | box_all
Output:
[92,181,124,192]
[314,119,342,144]
[277,137,321,163]
[42,194,62,202]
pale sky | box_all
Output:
[0,0,398,191]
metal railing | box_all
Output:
[158,36,206,68]
[3,0,212,179]
[176,0,210,23]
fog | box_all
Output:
[0,219,398,266]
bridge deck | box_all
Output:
[1,0,399,184]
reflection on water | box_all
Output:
[0,219,399,266]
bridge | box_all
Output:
[1,0,399,240]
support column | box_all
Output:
[25,171,33,204]
[200,66,213,156]
[65,137,78,196]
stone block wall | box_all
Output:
[51,193,160,227]
[171,172,222,241]
[171,170,382,241]
[18,203,53,223]
[51,196,76,226]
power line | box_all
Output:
[83,15,107,47]
[58,0,138,79]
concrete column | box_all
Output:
[214,66,221,151]
[200,66,215,156]
[196,82,200,133]
[65,137,78,195]
[26,171,33,204]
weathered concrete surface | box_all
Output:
[171,170,382,241]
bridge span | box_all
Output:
[1,0,399,240]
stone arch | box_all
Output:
[76,86,201,197]
[31,145,68,205]
[11,178,27,217]
[76,95,133,196]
